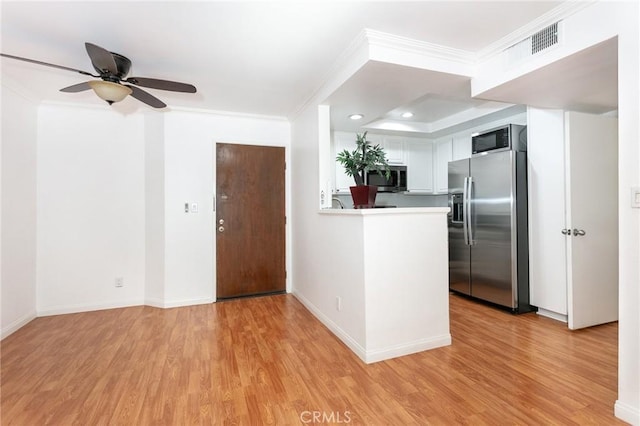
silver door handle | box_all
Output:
[462,177,469,245]
[218,226,225,233]
[466,176,474,245]
[573,228,586,236]
[561,229,571,235]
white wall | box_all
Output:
[363,210,450,360]
[161,110,290,306]
[34,106,290,312]
[144,113,166,306]
[291,105,368,351]
[36,104,146,315]
[615,2,640,422]
[1,85,38,337]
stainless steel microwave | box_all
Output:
[472,124,527,155]
[366,165,407,192]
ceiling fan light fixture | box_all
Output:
[88,80,132,104]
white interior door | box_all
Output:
[527,108,568,318]
[565,111,619,330]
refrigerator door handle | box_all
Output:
[466,176,474,245]
[463,176,469,245]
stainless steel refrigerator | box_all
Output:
[448,142,534,313]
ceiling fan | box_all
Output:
[0,42,197,108]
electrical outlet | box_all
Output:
[115,277,124,287]
[191,203,198,213]
[336,296,342,312]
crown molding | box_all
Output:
[476,0,598,61]
[364,29,475,66]
[167,105,289,122]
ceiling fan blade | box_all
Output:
[0,53,95,76]
[60,82,92,93]
[85,42,118,74]
[125,77,197,93]
[126,85,167,109]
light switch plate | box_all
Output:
[191,203,199,213]
[631,187,640,208]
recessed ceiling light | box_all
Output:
[401,112,414,118]
[349,114,364,120]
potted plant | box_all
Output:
[336,131,390,208]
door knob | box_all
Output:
[561,229,570,235]
[572,228,586,236]
[218,226,225,233]
[218,219,225,225]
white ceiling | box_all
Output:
[1,1,617,134]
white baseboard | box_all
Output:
[1,311,37,340]
[6,297,215,336]
[38,296,216,316]
[37,299,146,317]
[536,308,568,323]
[293,291,368,362]
[615,400,640,425]
[364,334,452,364]
[145,297,214,309]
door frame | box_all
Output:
[212,140,291,301]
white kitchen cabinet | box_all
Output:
[434,138,452,194]
[333,131,356,194]
[382,135,406,164]
[405,140,433,193]
[452,134,471,160]
[527,108,618,329]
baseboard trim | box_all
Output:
[37,300,146,317]
[292,291,368,363]
[364,334,452,364]
[1,311,37,340]
[615,400,640,425]
[146,297,215,309]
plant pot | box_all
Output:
[349,185,378,209]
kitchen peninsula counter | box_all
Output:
[318,207,450,215]
[296,207,451,364]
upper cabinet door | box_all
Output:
[333,131,356,193]
[382,136,406,164]
[452,134,472,160]
[405,140,433,193]
[434,138,453,194]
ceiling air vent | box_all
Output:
[506,21,561,66]
[532,22,559,54]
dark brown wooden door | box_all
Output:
[216,143,286,299]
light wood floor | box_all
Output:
[1,293,623,425]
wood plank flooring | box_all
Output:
[1,293,623,425]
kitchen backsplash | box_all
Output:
[332,193,448,209]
